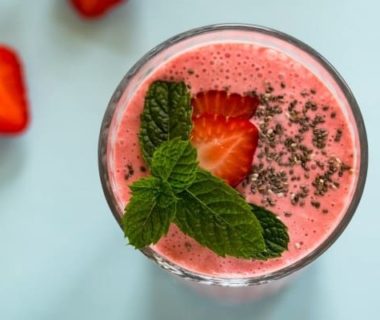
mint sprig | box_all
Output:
[139,81,192,164]
[123,138,198,248]
[122,80,290,260]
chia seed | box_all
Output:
[250,165,289,196]
[334,129,343,142]
[305,100,318,111]
[265,82,274,93]
[310,115,325,128]
[312,128,328,149]
[311,200,321,209]
[124,164,134,180]
[312,174,330,196]
[290,185,309,206]
[246,85,351,209]
[284,211,293,217]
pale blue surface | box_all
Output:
[0,0,379,319]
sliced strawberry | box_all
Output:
[0,46,29,134]
[70,0,124,19]
[192,90,259,119]
[191,114,258,186]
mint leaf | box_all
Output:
[175,169,266,258]
[139,81,192,164]
[151,138,198,193]
[123,176,177,248]
[250,204,289,260]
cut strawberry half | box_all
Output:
[192,90,259,119]
[0,46,29,134]
[70,0,124,19]
[191,114,259,186]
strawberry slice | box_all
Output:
[70,0,124,19]
[0,46,29,134]
[192,90,259,119]
[191,114,259,186]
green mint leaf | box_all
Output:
[151,138,198,193]
[139,81,192,164]
[250,204,289,260]
[174,169,266,259]
[123,176,177,248]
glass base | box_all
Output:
[177,272,298,303]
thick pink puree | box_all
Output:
[109,42,357,277]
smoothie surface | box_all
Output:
[109,42,357,277]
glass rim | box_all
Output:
[98,23,368,287]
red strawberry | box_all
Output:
[0,46,29,134]
[70,0,124,19]
[192,90,259,119]
[191,114,258,186]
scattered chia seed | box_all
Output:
[312,128,328,149]
[312,175,329,196]
[265,82,274,93]
[322,209,329,214]
[310,115,325,128]
[187,69,194,75]
[250,164,289,196]
[311,200,321,209]
[255,102,283,120]
[284,211,293,217]
[290,185,309,206]
[284,137,313,168]
[246,85,351,209]
[305,100,318,111]
[262,196,276,207]
[140,166,147,172]
[124,164,134,180]
[275,123,284,135]
[334,128,343,142]
[316,160,325,169]
[338,163,351,177]
[289,99,298,110]
[311,157,351,196]
[327,157,340,174]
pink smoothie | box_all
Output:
[108,42,358,278]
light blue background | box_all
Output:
[1,0,379,319]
